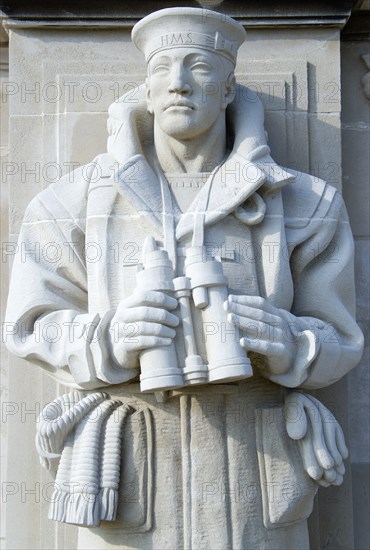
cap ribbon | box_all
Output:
[145,31,237,63]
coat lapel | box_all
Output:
[113,153,163,235]
[176,152,266,240]
[106,150,295,241]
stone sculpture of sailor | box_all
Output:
[5,7,363,550]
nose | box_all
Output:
[168,64,192,94]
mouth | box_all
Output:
[164,101,196,112]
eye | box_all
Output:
[190,62,213,73]
[152,64,170,75]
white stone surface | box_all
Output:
[2,5,368,548]
[0,42,9,550]
[341,41,370,238]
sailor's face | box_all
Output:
[146,47,234,140]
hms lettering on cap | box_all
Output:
[132,7,246,65]
[161,33,193,47]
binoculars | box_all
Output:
[136,238,253,393]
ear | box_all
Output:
[145,77,153,114]
[223,72,236,108]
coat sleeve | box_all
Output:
[269,183,364,389]
[4,167,139,390]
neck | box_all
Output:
[154,117,227,174]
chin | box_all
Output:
[160,119,208,140]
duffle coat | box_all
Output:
[5,137,363,549]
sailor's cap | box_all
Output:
[132,7,246,65]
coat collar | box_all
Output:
[109,150,294,240]
[105,85,295,239]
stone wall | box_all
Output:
[1,2,368,548]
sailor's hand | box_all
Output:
[285,392,348,487]
[224,295,297,374]
[109,290,179,368]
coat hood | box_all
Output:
[106,83,295,240]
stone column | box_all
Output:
[1,15,9,549]
[341,5,370,549]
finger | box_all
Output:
[114,321,175,341]
[240,337,285,357]
[307,395,344,466]
[303,399,334,470]
[135,322,176,339]
[320,415,343,466]
[224,300,281,325]
[284,393,308,440]
[333,474,343,486]
[323,468,337,483]
[125,336,172,351]
[318,479,331,488]
[298,435,323,481]
[228,295,278,315]
[229,313,283,342]
[336,462,345,476]
[119,290,178,311]
[120,306,180,327]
